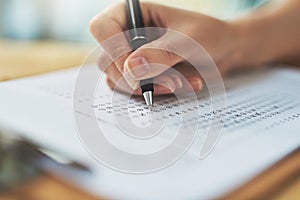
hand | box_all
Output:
[89,2,237,95]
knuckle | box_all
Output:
[160,48,175,66]
[102,37,131,61]
[115,55,128,71]
[89,15,102,35]
[149,41,177,66]
[88,17,96,34]
[98,53,112,71]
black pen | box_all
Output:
[125,0,153,106]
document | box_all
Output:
[0,64,299,199]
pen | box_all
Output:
[125,0,154,106]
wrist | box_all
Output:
[212,21,252,73]
[227,5,287,68]
[229,19,272,67]
[224,20,267,69]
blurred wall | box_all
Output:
[0,0,118,41]
[143,0,262,18]
[0,0,266,42]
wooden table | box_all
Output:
[0,39,299,200]
[0,39,94,81]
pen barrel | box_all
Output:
[131,38,153,93]
[125,0,145,29]
[126,0,147,47]
[125,0,154,94]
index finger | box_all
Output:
[89,3,131,73]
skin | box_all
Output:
[89,0,300,96]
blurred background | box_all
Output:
[0,0,266,81]
[0,0,266,42]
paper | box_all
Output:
[0,65,300,199]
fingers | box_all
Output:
[102,61,137,94]
[123,31,187,81]
[107,74,202,96]
[90,3,132,86]
[107,65,203,96]
[89,3,127,43]
[153,67,203,95]
[91,3,204,97]
[107,77,142,96]
[90,3,191,91]
[98,51,139,90]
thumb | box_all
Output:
[124,32,185,80]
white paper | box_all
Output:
[0,65,299,200]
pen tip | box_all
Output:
[143,91,153,107]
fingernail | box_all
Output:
[155,85,173,94]
[188,78,202,91]
[159,80,176,93]
[125,57,150,79]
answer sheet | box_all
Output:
[0,64,299,199]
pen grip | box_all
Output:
[140,78,154,93]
